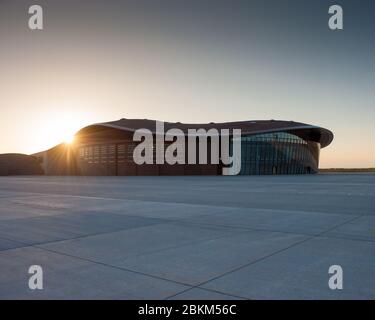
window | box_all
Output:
[238,132,320,175]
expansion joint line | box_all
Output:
[165,214,364,300]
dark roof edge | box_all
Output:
[76,120,333,148]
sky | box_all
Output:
[0,0,374,168]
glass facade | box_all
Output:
[238,132,320,175]
[76,132,321,175]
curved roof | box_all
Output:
[76,118,334,148]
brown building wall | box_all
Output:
[75,140,221,176]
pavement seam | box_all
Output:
[30,244,197,293]
[165,286,250,300]
[0,180,373,299]
[0,217,251,253]
[0,221,166,252]
[0,189,371,216]
[165,214,364,299]
[0,228,254,296]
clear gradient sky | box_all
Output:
[0,0,374,168]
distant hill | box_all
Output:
[0,153,44,176]
[320,168,375,173]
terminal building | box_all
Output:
[33,118,333,176]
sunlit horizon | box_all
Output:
[0,0,374,169]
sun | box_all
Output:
[35,109,87,151]
[64,133,75,144]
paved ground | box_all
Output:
[0,174,374,299]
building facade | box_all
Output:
[34,119,333,176]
